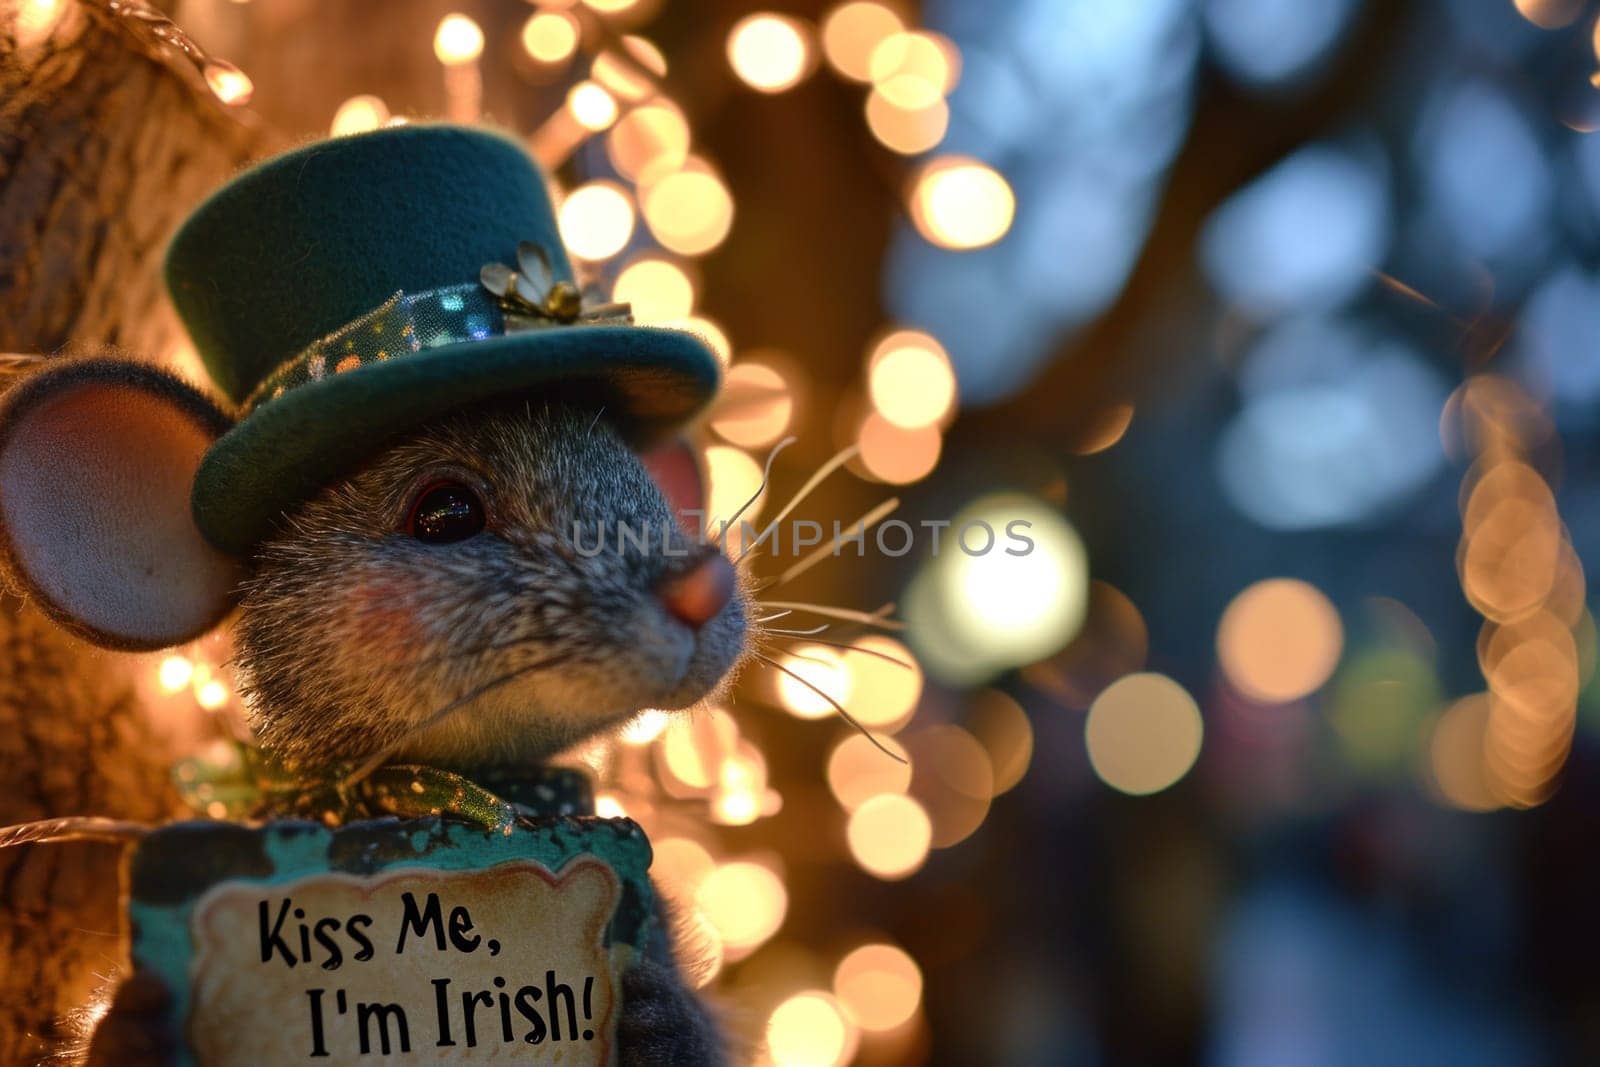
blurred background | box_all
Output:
[18,0,1600,1062]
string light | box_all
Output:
[820,1,904,82]
[522,11,580,63]
[330,95,389,136]
[557,180,635,261]
[727,14,814,93]
[909,157,1015,249]
[833,943,922,1032]
[641,162,735,255]
[433,14,484,66]
[1085,673,1203,795]
[203,60,254,106]
[613,257,696,323]
[766,992,857,1067]
[566,81,619,131]
[847,793,932,879]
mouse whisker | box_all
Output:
[755,609,795,624]
[343,651,575,787]
[734,442,861,565]
[772,497,900,588]
[717,435,794,547]
[750,651,905,763]
[757,600,904,630]
[760,622,831,636]
[765,634,916,669]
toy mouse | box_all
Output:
[0,125,741,1064]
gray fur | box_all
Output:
[234,401,748,770]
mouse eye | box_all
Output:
[406,481,486,544]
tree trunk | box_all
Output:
[0,2,261,1061]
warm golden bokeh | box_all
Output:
[909,157,1015,249]
[641,161,735,254]
[857,413,941,483]
[727,14,813,93]
[766,991,857,1067]
[704,444,765,529]
[697,860,787,958]
[1217,578,1344,704]
[841,635,923,731]
[432,13,484,66]
[330,94,388,136]
[566,80,618,131]
[521,11,580,64]
[820,1,904,82]
[775,644,853,721]
[556,180,635,260]
[1428,695,1500,811]
[827,733,913,811]
[712,361,794,447]
[607,103,692,182]
[864,90,948,155]
[847,793,933,879]
[613,256,696,323]
[833,943,923,1032]
[1085,672,1204,795]
[867,329,956,428]
[966,689,1034,794]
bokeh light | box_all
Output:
[566,81,618,131]
[966,689,1034,794]
[1085,673,1204,795]
[911,493,1090,679]
[868,329,956,428]
[857,414,941,483]
[775,644,852,721]
[1428,694,1502,812]
[613,256,695,323]
[827,733,912,811]
[203,61,254,106]
[909,157,1014,250]
[607,103,691,182]
[767,991,856,1067]
[641,162,735,254]
[833,943,922,1032]
[864,90,948,155]
[712,361,794,448]
[697,860,787,959]
[432,13,484,66]
[841,635,922,731]
[1217,579,1344,703]
[521,11,580,64]
[158,655,194,693]
[557,181,635,261]
[330,95,388,136]
[847,793,932,879]
[727,14,813,93]
[820,1,904,82]
[704,444,765,528]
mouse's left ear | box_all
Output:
[639,435,707,535]
[0,358,244,650]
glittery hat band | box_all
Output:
[243,243,632,416]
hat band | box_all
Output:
[243,281,629,416]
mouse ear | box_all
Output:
[0,358,244,650]
[639,436,706,534]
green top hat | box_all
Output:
[166,123,720,555]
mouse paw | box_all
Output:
[85,971,178,1067]
[617,958,727,1066]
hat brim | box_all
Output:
[192,325,720,554]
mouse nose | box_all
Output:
[657,552,735,630]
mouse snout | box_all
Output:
[656,550,735,630]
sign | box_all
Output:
[127,816,654,1065]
